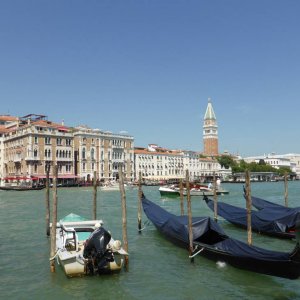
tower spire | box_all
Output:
[203,98,219,156]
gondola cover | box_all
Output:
[142,195,300,279]
[205,197,300,238]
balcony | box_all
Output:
[14,156,22,162]
[112,145,124,149]
[56,157,73,162]
[25,156,40,161]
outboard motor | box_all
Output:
[83,227,114,275]
[296,220,300,246]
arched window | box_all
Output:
[91,148,95,160]
[82,148,86,159]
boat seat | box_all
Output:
[63,227,79,251]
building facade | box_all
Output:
[73,126,134,182]
[2,114,75,183]
[244,153,300,178]
[0,116,18,182]
[134,144,224,182]
[0,114,134,186]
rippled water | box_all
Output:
[1,182,300,299]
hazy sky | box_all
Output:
[1,1,299,157]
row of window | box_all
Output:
[43,137,72,146]
[138,155,184,161]
[33,149,72,158]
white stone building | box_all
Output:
[243,153,300,178]
[134,144,225,181]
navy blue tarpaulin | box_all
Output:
[205,197,300,237]
[251,195,300,212]
[142,195,227,244]
[142,196,291,261]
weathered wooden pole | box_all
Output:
[245,170,252,245]
[118,165,129,269]
[213,172,218,222]
[137,172,142,232]
[186,170,194,263]
[179,178,184,216]
[45,165,50,236]
[50,165,58,272]
[93,171,97,220]
[284,171,288,207]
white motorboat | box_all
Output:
[159,185,180,197]
[100,181,127,191]
[183,186,229,196]
[52,213,128,277]
[159,184,229,197]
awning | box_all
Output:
[35,175,79,179]
[2,176,32,181]
[57,126,69,132]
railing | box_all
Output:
[25,156,40,161]
[56,157,73,162]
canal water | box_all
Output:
[1,182,300,299]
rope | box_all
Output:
[76,255,87,265]
[49,248,61,261]
[189,247,204,259]
[138,220,151,232]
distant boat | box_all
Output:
[99,181,126,191]
[159,185,180,197]
[159,184,229,197]
[142,194,300,280]
[0,185,45,191]
[53,213,128,277]
[183,186,229,196]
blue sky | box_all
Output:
[1,1,299,157]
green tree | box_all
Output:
[217,155,236,169]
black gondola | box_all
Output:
[250,194,300,212]
[0,185,45,191]
[142,194,300,280]
[204,196,300,239]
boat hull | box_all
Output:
[159,187,180,197]
[0,185,45,191]
[54,214,127,277]
[58,249,124,277]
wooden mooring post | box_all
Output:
[245,170,252,245]
[118,166,129,269]
[179,179,184,216]
[45,166,50,236]
[138,172,142,232]
[93,171,97,220]
[213,172,218,222]
[50,165,58,272]
[284,172,288,207]
[186,170,194,263]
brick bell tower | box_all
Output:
[203,98,219,156]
